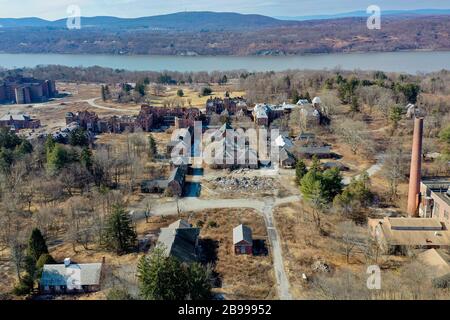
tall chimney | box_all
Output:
[407,117,424,217]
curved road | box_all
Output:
[130,195,299,300]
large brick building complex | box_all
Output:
[0,77,57,104]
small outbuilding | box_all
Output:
[233,224,253,255]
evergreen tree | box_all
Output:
[46,144,69,174]
[101,85,107,101]
[69,128,89,147]
[177,89,184,97]
[187,263,213,300]
[27,228,49,262]
[295,159,308,185]
[80,147,93,171]
[105,205,137,255]
[15,139,33,157]
[148,134,157,160]
[137,246,188,300]
[45,135,56,156]
[137,246,212,300]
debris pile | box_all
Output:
[312,260,332,273]
[209,176,275,191]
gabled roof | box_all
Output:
[167,166,186,184]
[233,224,252,245]
[169,219,192,229]
[40,263,103,287]
[158,219,200,263]
[274,135,294,149]
[279,147,296,163]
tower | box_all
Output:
[407,117,424,217]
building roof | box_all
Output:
[387,217,443,230]
[372,217,450,247]
[233,224,253,245]
[167,166,186,185]
[298,132,316,140]
[274,135,294,149]
[418,249,450,278]
[40,263,103,287]
[0,113,32,121]
[322,162,349,171]
[279,147,296,164]
[421,177,450,207]
[298,146,332,155]
[158,219,200,263]
[141,179,168,189]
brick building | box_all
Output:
[0,77,57,104]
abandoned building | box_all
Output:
[65,105,203,135]
[279,147,297,168]
[295,145,333,159]
[419,178,450,225]
[368,217,450,254]
[40,258,103,294]
[205,96,247,115]
[233,224,253,255]
[0,76,57,104]
[0,113,41,131]
[139,104,202,130]
[141,165,187,196]
[157,219,200,263]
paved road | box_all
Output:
[85,98,131,112]
[342,153,385,185]
[130,195,298,300]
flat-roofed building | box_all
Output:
[368,217,450,254]
[419,178,450,225]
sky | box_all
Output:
[0,0,449,20]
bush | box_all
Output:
[200,87,212,96]
[196,220,205,228]
[106,288,134,300]
[207,221,218,228]
[36,254,56,270]
[433,274,450,289]
[13,274,34,296]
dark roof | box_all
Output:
[158,219,199,263]
[298,146,332,155]
[279,147,296,163]
[167,166,186,184]
[141,179,168,189]
[233,224,253,245]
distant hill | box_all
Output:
[0,13,449,56]
[276,9,450,21]
[0,11,296,31]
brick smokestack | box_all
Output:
[407,117,424,217]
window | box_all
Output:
[240,246,246,254]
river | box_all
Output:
[0,51,449,73]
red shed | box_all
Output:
[233,224,253,255]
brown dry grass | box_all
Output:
[163,208,277,300]
[273,201,408,299]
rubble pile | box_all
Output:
[209,176,275,191]
[312,260,332,273]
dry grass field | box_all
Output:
[138,208,276,300]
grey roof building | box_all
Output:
[157,219,200,263]
[40,259,103,293]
